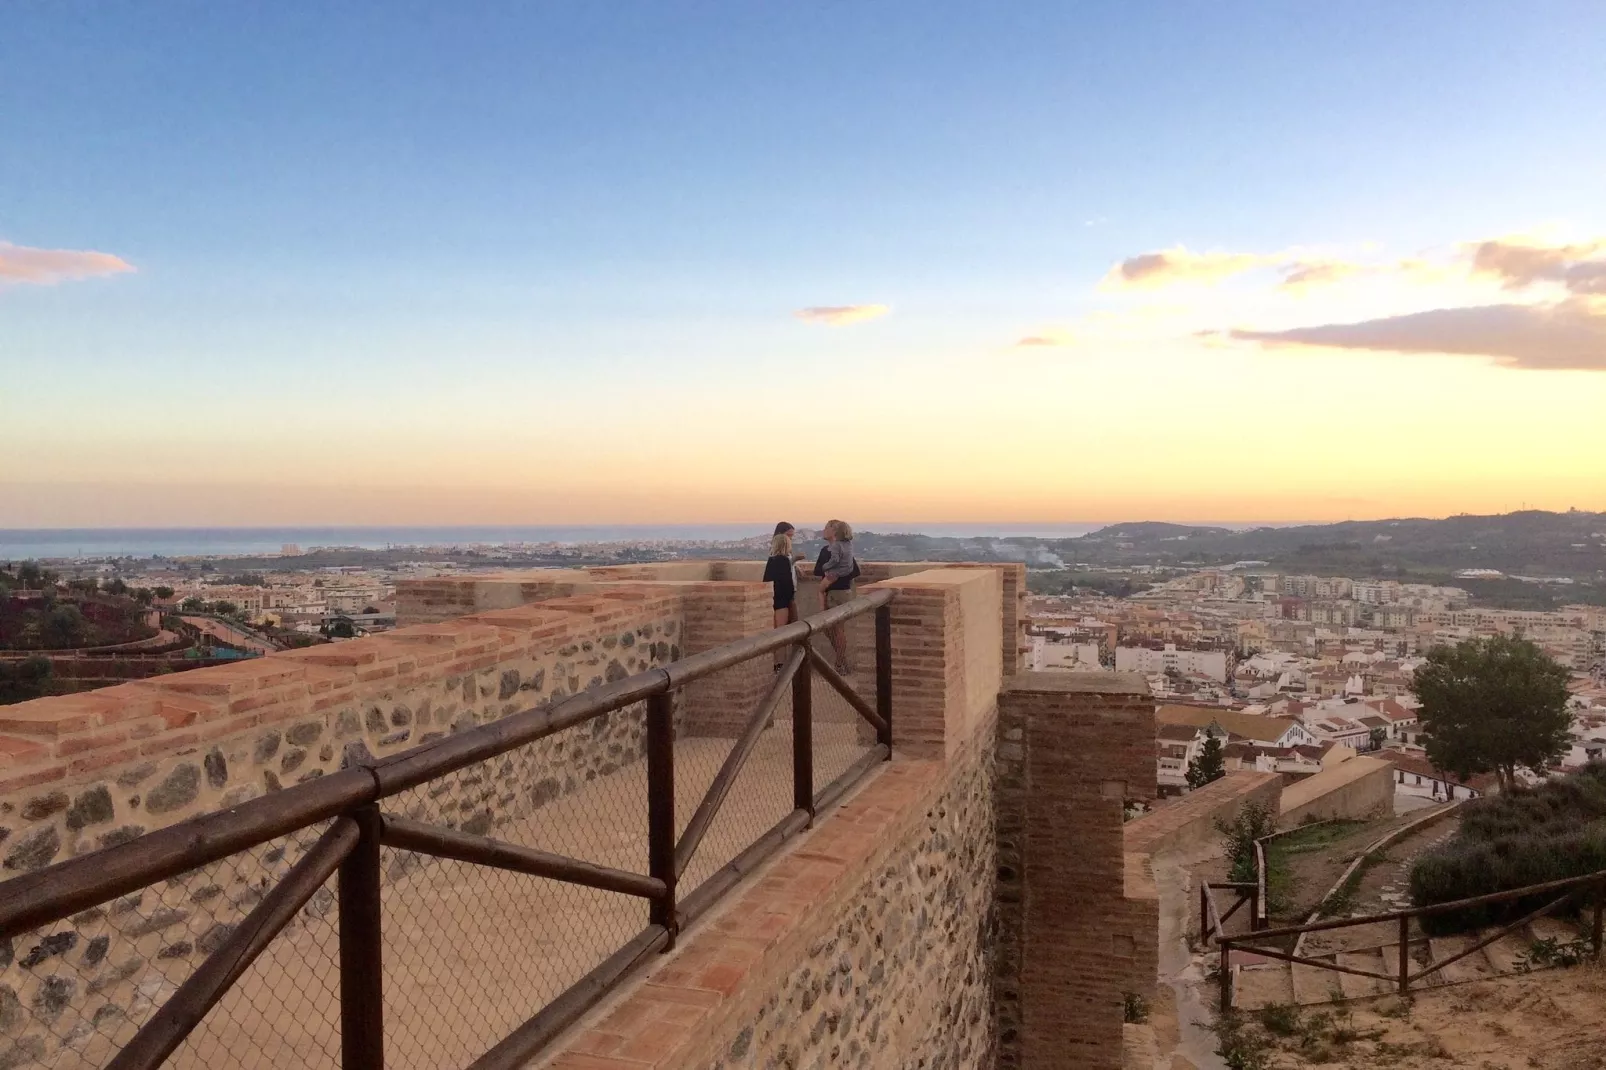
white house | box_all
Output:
[1391,753,1495,801]
[1116,644,1229,683]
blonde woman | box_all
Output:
[762,522,801,629]
[812,520,860,673]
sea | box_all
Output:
[0,524,1107,561]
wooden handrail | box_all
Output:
[0,590,898,940]
[1216,938,1395,984]
[806,647,890,737]
[0,767,375,941]
[105,818,359,1070]
[466,924,671,1070]
[379,814,666,900]
[1406,889,1578,983]
[674,645,805,877]
[1243,868,1606,942]
[1253,839,1268,928]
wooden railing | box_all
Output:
[0,590,898,1070]
[1209,866,1606,1012]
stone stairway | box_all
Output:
[1232,915,1593,1009]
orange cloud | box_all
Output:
[1100,246,1265,290]
[0,241,135,285]
[1464,236,1606,294]
[1229,298,1606,371]
[793,304,889,326]
[1014,333,1073,348]
[1278,258,1368,292]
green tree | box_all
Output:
[154,586,175,600]
[43,604,94,648]
[1368,726,1388,751]
[326,616,356,639]
[1186,734,1227,789]
[133,587,154,605]
[181,596,207,612]
[0,656,54,704]
[1416,635,1572,793]
[105,577,130,596]
[17,562,57,590]
[213,601,240,617]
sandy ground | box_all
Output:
[1162,803,1606,1070]
[1237,963,1606,1070]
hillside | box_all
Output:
[840,510,1606,607]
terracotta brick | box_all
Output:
[0,733,50,766]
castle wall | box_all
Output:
[531,567,1007,1070]
[993,672,1158,1070]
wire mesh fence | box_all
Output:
[0,594,893,1070]
[1,824,341,1070]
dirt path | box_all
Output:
[1299,816,1459,959]
[1231,963,1606,1070]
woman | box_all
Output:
[814,519,859,674]
[762,522,801,630]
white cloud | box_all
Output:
[1099,247,1267,291]
[793,304,890,326]
[0,241,135,285]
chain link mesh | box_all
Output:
[1,615,888,1070]
[0,823,341,1070]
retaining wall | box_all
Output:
[1278,755,1395,825]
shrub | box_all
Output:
[1409,763,1606,933]
[1217,801,1277,884]
[1256,1003,1301,1037]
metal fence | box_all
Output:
[0,590,896,1070]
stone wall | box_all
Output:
[0,589,689,1069]
[1278,755,1394,825]
[533,734,998,1070]
[992,672,1157,1070]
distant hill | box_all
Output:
[842,509,1606,607]
[1078,522,1232,542]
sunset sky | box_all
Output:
[4,2,1606,528]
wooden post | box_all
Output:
[1200,884,1209,942]
[874,604,893,753]
[339,804,384,1070]
[1593,879,1604,961]
[1218,939,1232,1013]
[793,648,813,820]
[1250,885,1260,932]
[646,692,677,948]
[1398,914,1411,997]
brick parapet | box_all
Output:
[993,672,1156,1070]
[0,590,684,877]
[866,568,1003,761]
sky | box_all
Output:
[4,1,1606,528]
